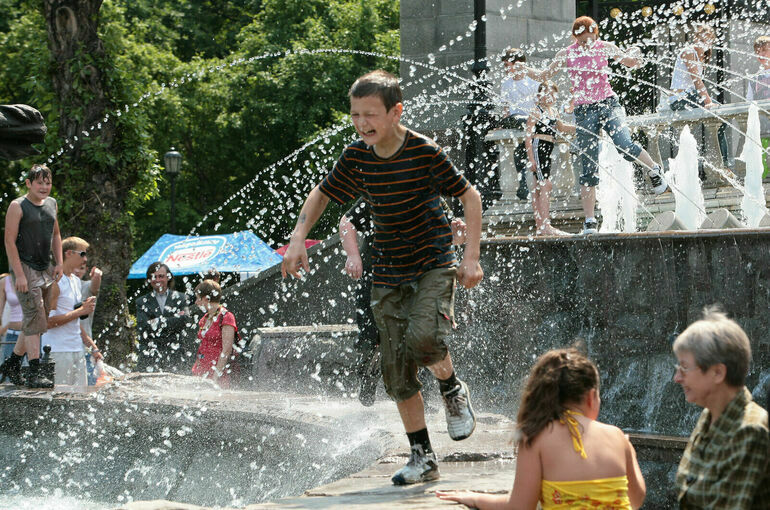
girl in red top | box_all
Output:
[192,279,238,388]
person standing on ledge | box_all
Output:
[41,236,101,387]
[498,47,540,201]
[282,70,483,486]
[673,307,769,509]
[519,16,669,234]
[0,164,62,388]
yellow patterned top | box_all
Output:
[540,476,631,509]
[540,410,631,509]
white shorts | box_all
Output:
[50,351,87,387]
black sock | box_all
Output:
[406,428,432,454]
[7,352,23,364]
[438,371,459,393]
[28,358,40,368]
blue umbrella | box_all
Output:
[128,231,282,279]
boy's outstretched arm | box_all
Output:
[456,187,484,289]
[281,185,330,279]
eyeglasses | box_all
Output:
[674,364,694,375]
[68,250,87,257]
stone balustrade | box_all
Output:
[483,100,770,233]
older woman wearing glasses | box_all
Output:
[673,307,769,509]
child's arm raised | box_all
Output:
[4,201,26,292]
[456,187,483,289]
[516,49,566,82]
[281,185,330,279]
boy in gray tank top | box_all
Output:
[0,164,63,388]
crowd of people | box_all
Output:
[0,13,767,510]
[498,17,770,235]
[133,264,243,387]
[279,14,769,506]
[0,164,238,388]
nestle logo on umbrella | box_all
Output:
[165,246,215,264]
[160,237,226,269]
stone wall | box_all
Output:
[226,230,770,436]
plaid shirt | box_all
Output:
[676,387,770,509]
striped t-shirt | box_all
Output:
[319,130,470,287]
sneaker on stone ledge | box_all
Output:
[648,164,668,194]
[442,379,476,441]
[391,444,439,485]
[583,218,598,234]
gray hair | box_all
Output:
[673,306,751,387]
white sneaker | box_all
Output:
[391,444,439,485]
[648,165,668,194]
[442,379,476,441]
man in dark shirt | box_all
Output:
[283,70,484,486]
[1,164,62,388]
[135,262,191,372]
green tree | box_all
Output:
[0,0,399,363]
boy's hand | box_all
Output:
[451,219,467,245]
[80,296,97,315]
[53,264,63,281]
[90,267,103,281]
[344,255,363,280]
[456,258,483,289]
[281,240,309,279]
[14,274,28,293]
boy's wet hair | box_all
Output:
[754,36,770,53]
[501,47,526,64]
[349,70,402,111]
[572,16,599,37]
[27,164,52,182]
[538,81,558,95]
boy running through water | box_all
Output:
[0,164,62,388]
[282,70,484,485]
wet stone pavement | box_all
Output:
[111,395,516,510]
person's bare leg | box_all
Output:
[532,185,545,233]
[581,185,596,219]
[538,181,568,235]
[396,391,427,433]
[636,148,656,170]
[24,334,40,360]
[428,352,454,380]
[12,334,26,357]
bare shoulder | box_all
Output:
[7,197,23,212]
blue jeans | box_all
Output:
[669,90,730,177]
[1,330,18,360]
[575,96,643,187]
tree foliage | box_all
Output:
[0,0,399,358]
